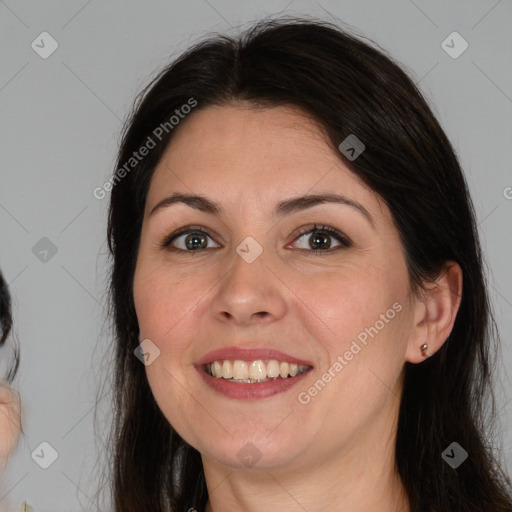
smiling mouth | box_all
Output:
[204,359,312,383]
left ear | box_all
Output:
[406,261,463,363]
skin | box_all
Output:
[0,380,21,464]
[133,103,462,512]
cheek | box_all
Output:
[134,267,209,448]
[291,261,412,416]
[133,258,200,342]
[133,263,200,437]
[291,261,405,343]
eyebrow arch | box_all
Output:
[149,192,375,229]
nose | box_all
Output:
[209,249,287,327]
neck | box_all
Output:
[202,401,410,512]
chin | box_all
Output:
[195,430,306,471]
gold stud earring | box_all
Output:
[420,343,429,358]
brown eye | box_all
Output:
[291,224,351,255]
[181,232,209,250]
[160,227,220,253]
[160,223,351,255]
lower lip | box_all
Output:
[196,365,312,400]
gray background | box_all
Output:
[1,0,511,510]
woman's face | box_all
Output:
[133,104,419,471]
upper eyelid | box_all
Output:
[163,224,350,249]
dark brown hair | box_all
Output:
[0,270,19,383]
[105,16,512,512]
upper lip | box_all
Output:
[195,346,314,367]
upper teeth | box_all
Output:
[206,360,310,381]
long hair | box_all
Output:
[106,16,512,511]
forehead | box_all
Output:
[146,104,385,222]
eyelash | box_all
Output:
[159,223,352,256]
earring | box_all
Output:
[420,343,429,358]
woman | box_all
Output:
[0,271,21,465]
[105,17,512,512]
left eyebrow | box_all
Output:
[149,192,375,229]
[274,193,375,229]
